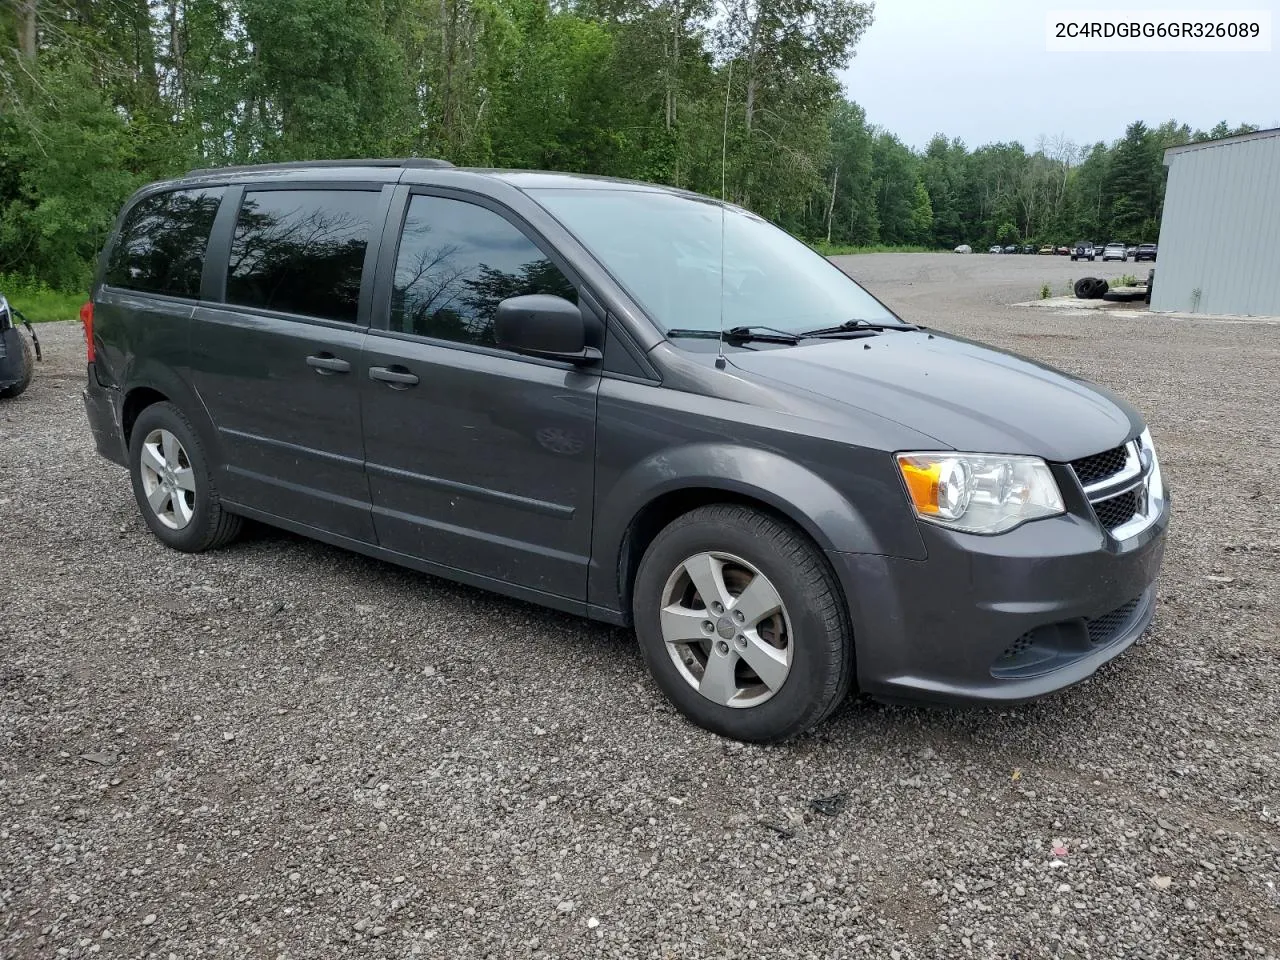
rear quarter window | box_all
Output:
[105,188,224,297]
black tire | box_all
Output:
[1074,277,1109,300]
[632,504,854,742]
[0,329,34,399]
[128,401,242,552]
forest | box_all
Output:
[0,0,1261,296]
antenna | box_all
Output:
[716,60,733,370]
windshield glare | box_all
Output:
[530,188,902,335]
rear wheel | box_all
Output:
[129,402,242,552]
[632,504,853,742]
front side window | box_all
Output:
[390,195,576,346]
[530,188,903,336]
[227,189,377,324]
[105,188,223,297]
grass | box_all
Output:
[1040,283,1052,300]
[1110,274,1139,289]
[810,242,934,256]
[0,273,85,323]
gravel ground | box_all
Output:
[2,253,1278,958]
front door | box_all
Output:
[190,185,387,542]
[360,192,600,600]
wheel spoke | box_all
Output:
[172,491,194,525]
[146,483,171,515]
[660,604,711,645]
[737,631,789,692]
[681,553,731,611]
[730,572,783,629]
[161,430,181,469]
[140,441,167,477]
[699,648,738,706]
[172,466,196,493]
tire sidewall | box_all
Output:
[633,515,842,741]
[128,403,215,551]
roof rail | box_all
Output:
[184,157,455,178]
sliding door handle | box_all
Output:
[306,354,351,374]
[369,365,419,388]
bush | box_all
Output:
[0,272,86,323]
[811,242,933,255]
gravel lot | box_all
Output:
[3,253,1278,958]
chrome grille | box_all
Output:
[1092,489,1141,531]
[1070,435,1161,540]
[1071,445,1129,486]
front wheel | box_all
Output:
[632,504,854,742]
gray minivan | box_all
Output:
[81,159,1170,742]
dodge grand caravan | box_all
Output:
[82,159,1170,742]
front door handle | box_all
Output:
[369,365,419,388]
[306,354,351,375]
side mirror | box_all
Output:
[493,294,600,364]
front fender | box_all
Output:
[588,441,928,612]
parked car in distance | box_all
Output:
[1038,245,1055,255]
[1002,244,1019,255]
[81,159,1171,743]
[1102,242,1128,262]
[1126,245,1137,259]
[1134,243,1158,262]
[988,245,1002,254]
[1071,241,1096,262]
[1021,244,1036,255]
[953,244,973,254]
[1056,245,1070,255]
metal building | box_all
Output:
[1151,127,1280,317]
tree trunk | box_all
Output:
[17,0,37,59]
[168,0,186,110]
[825,164,839,244]
[440,0,457,146]
[743,8,759,131]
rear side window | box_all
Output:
[105,188,222,297]
[390,195,576,346]
[227,189,377,324]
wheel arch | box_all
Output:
[119,362,221,460]
[589,443,898,623]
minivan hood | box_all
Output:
[726,331,1141,461]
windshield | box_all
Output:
[530,188,903,335]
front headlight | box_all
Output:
[896,452,1065,534]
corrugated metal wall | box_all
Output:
[1151,132,1280,316]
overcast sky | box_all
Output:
[838,0,1280,150]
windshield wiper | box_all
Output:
[801,318,918,337]
[664,328,722,339]
[665,326,803,345]
[725,325,803,344]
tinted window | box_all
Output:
[227,189,377,324]
[106,188,222,297]
[390,195,576,346]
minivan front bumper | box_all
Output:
[829,498,1170,704]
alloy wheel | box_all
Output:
[658,551,793,708]
[138,428,196,530]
